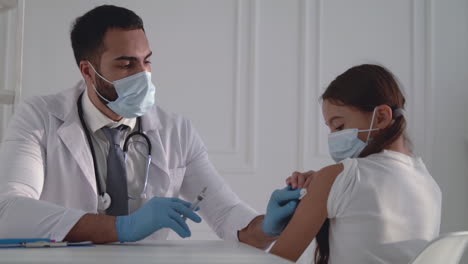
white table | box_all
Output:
[0,240,293,263]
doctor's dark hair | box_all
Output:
[70,5,144,67]
[315,64,410,264]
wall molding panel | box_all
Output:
[208,0,258,174]
[0,0,24,142]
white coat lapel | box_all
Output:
[141,110,170,176]
[57,112,97,193]
[53,82,97,193]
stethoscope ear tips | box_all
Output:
[98,193,112,211]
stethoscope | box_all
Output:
[77,92,152,211]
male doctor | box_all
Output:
[0,5,303,247]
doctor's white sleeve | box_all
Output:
[0,98,86,241]
[179,119,258,241]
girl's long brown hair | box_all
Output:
[314,64,410,264]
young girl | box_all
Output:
[270,64,441,263]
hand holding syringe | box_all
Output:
[182,187,207,221]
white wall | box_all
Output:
[429,0,468,261]
[1,0,467,262]
[431,0,468,234]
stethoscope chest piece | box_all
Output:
[98,193,112,211]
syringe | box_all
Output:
[183,186,207,221]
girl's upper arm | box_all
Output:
[269,163,344,262]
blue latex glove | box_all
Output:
[262,186,303,236]
[116,197,202,242]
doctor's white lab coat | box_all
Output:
[0,81,257,241]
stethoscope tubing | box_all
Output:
[77,92,152,200]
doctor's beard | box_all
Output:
[95,75,119,106]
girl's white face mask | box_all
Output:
[88,62,156,118]
[327,108,379,163]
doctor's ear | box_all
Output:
[374,105,393,129]
[79,61,94,83]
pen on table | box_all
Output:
[0,239,93,248]
[0,238,52,248]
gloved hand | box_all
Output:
[116,197,202,242]
[262,186,304,236]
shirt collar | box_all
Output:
[82,88,136,133]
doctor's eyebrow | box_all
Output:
[113,51,153,62]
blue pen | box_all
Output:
[0,238,52,248]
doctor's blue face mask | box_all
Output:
[87,62,156,118]
[327,107,379,163]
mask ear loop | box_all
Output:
[86,61,115,104]
[366,107,378,143]
[87,61,114,84]
[91,83,111,104]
